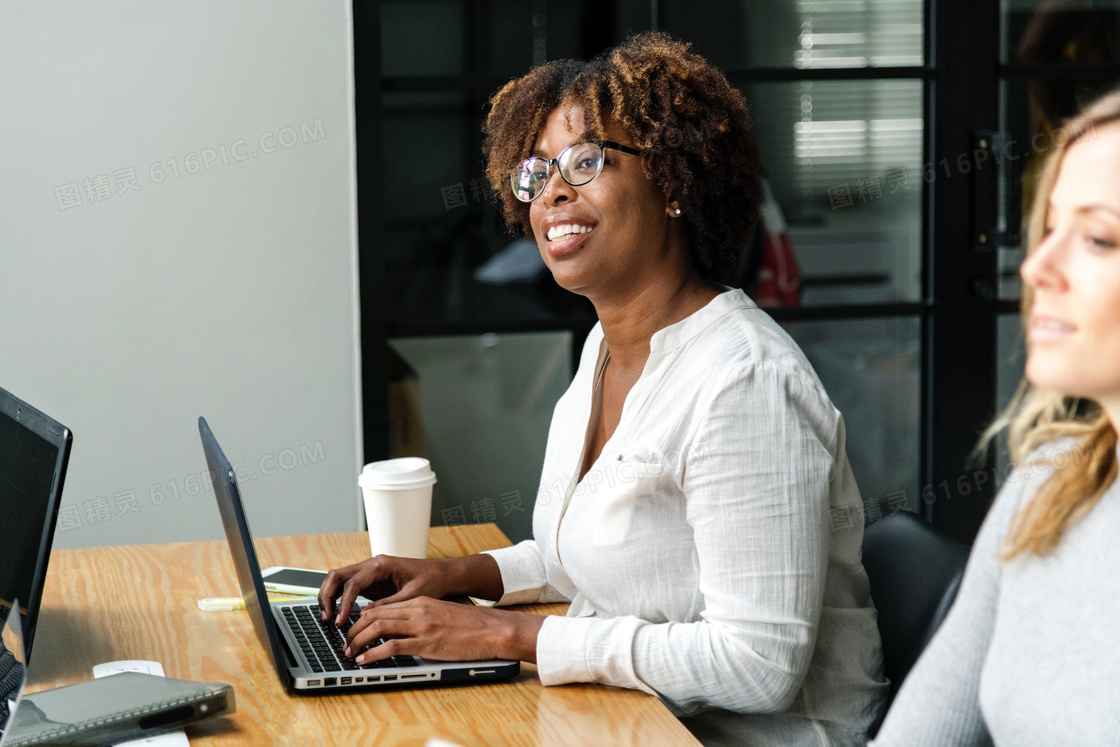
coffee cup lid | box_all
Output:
[358,457,437,490]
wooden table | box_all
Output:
[27,525,699,746]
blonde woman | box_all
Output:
[873,90,1120,744]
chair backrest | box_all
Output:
[862,511,971,700]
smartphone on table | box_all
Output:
[260,566,329,596]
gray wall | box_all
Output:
[0,1,363,548]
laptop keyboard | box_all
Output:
[282,604,419,674]
[0,647,24,726]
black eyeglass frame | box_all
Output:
[510,140,644,203]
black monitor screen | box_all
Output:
[0,410,59,626]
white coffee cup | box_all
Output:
[358,457,437,559]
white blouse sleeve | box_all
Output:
[481,540,572,606]
[534,363,837,715]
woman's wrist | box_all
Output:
[439,553,504,601]
[499,611,545,664]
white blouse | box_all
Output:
[484,289,888,745]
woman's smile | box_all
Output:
[541,215,598,257]
[1026,313,1077,344]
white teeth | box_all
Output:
[1038,319,1074,331]
[547,224,594,242]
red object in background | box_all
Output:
[751,181,802,308]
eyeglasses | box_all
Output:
[510,140,643,203]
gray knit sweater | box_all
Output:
[872,452,1120,746]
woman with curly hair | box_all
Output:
[321,32,888,744]
[873,90,1120,746]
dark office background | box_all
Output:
[352,0,1120,545]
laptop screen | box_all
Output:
[198,417,293,689]
[0,388,72,661]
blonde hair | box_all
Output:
[980,89,1120,560]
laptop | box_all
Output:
[198,416,519,692]
[0,387,73,664]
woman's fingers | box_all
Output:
[344,598,508,663]
[334,582,539,663]
[321,556,452,622]
[335,572,375,625]
[318,562,364,620]
[346,598,427,656]
[345,599,405,649]
[346,598,417,648]
[344,612,419,658]
[364,588,413,609]
[318,556,400,624]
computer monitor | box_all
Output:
[0,387,72,662]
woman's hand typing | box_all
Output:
[317,553,504,626]
[343,597,544,664]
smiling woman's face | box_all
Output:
[1021,122,1120,408]
[527,103,683,302]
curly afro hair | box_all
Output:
[482,31,764,283]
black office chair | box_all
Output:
[862,511,971,711]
